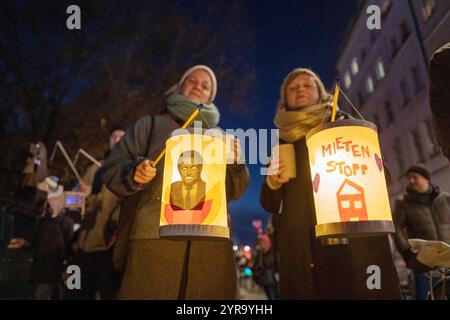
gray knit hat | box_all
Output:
[406,165,430,180]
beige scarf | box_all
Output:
[274,102,333,143]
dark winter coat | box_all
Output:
[393,186,450,253]
[253,248,277,287]
[100,113,249,299]
[30,211,74,284]
[429,42,450,160]
[260,113,402,299]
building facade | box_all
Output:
[334,0,450,202]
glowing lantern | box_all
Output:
[306,119,395,238]
[159,128,230,240]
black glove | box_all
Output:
[401,248,433,274]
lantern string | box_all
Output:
[197,110,212,129]
[150,105,204,169]
[339,88,365,120]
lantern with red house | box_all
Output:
[306,119,395,238]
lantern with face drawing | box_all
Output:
[159,128,230,240]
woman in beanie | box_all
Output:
[260,68,402,299]
[100,65,249,299]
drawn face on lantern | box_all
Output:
[160,132,230,239]
[177,150,204,188]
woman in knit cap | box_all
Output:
[100,65,249,299]
[260,68,402,299]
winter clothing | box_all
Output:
[30,211,74,286]
[166,93,220,128]
[253,243,278,300]
[101,103,249,299]
[406,165,431,181]
[78,163,121,253]
[66,161,121,300]
[393,184,450,254]
[274,101,334,143]
[393,184,450,299]
[429,42,450,160]
[259,69,402,299]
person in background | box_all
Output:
[69,126,126,300]
[260,67,402,299]
[393,164,450,299]
[253,234,278,300]
[30,176,74,300]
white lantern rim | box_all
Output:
[160,224,230,240]
[315,220,395,238]
[306,119,378,142]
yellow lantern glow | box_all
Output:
[306,119,395,238]
[159,129,230,240]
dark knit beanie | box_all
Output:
[406,165,430,180]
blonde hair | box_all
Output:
[277,68,330,110]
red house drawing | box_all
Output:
[336,179,368,221]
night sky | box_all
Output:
[219,0,360,245]
[3,0,361,246]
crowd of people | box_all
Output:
[6,41,450,300]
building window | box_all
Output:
[390,37,398,60]
[351,57,359,76]
[411,65,424,94]
[400,21,410,44]
[375,58,385,80]
[411,128,426,163]
[385,101,395,124]
[400,79,411,106]
[344,71,352,89]
[366,76,374,94]
[425,119,441,158]
[421,0,436,22]
[394,137,406,175]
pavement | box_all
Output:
[238,283,268,300]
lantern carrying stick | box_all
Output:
[49,141,82,183]
[330,78,340,122]
[137,104,205,188]
[151,103,204,168]
[73,148,102,168]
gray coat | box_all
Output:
[101,113,249,299]
[393,189,450,253]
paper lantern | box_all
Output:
[306,119,394,238]
[159,128,230,240]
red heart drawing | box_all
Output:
[312,173,320,193]
[375,153,383,172]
